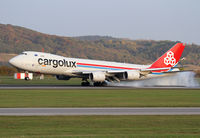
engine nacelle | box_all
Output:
[125,70,140,80]
[90,72,106,82]
[56,75,71,80]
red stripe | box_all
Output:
[77,63,136,70]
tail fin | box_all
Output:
[150,43,185,69]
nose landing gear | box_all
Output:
[24,71,30,81]
[25,77,30,81]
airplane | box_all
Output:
[9,43,185,86]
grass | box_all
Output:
[0,115,200,137]
[0,77,199,137]
[0,75,81,85]
[0,89,200,107]
[1,75,200,86]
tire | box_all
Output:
[81,82,90,86]
[93,82,99,86]
[93,82,107,87]
[85,82,90,86]
[25,77,30,81]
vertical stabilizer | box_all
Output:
[150,43,185,69]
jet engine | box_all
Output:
[90,72,106,82]
[56,75,71,80]
[125,70,141,80]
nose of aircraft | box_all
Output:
[9,57,14,65]
[9,57,19,67]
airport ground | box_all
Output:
[0,75,200,86]
[0,75,81,85]
[0,76,200,137]
[0,89,200,107]
[0,115,200,137]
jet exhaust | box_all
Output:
[110,71,199,87]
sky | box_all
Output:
[0,0,200,44]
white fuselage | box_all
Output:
[9,43,185,85]
[9,51,176,83]
[9,51,149,75]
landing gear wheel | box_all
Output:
[93,82,107,87]
[81,82,90,86]
[25,77,30,81]
[93,82,101,86]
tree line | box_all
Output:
[0,24,199,66]
[0,66,17,76]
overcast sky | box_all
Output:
[0,0,200,44]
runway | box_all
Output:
[0,85,200,89]
[0,107,200,116]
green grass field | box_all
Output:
[0,89,200,107]
[0,77,200,137]
[0,75,200,86]
[0,75,81,85]
[0,115,199,137]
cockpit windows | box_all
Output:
[21,52,27,55]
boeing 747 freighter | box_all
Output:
[9,43,185,86]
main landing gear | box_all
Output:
[81,81,90,86]
[81,80,107,87]
[93,81,107,86]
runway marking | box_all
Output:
[0,108,200,116]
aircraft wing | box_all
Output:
[71,67,181,76]
[72,67,182,74]
[106,67,180,74]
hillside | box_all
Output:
[0,24,200,66]
[75,35,117,41]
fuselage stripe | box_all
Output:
[77,63,137,70]
[77,65,122,70]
